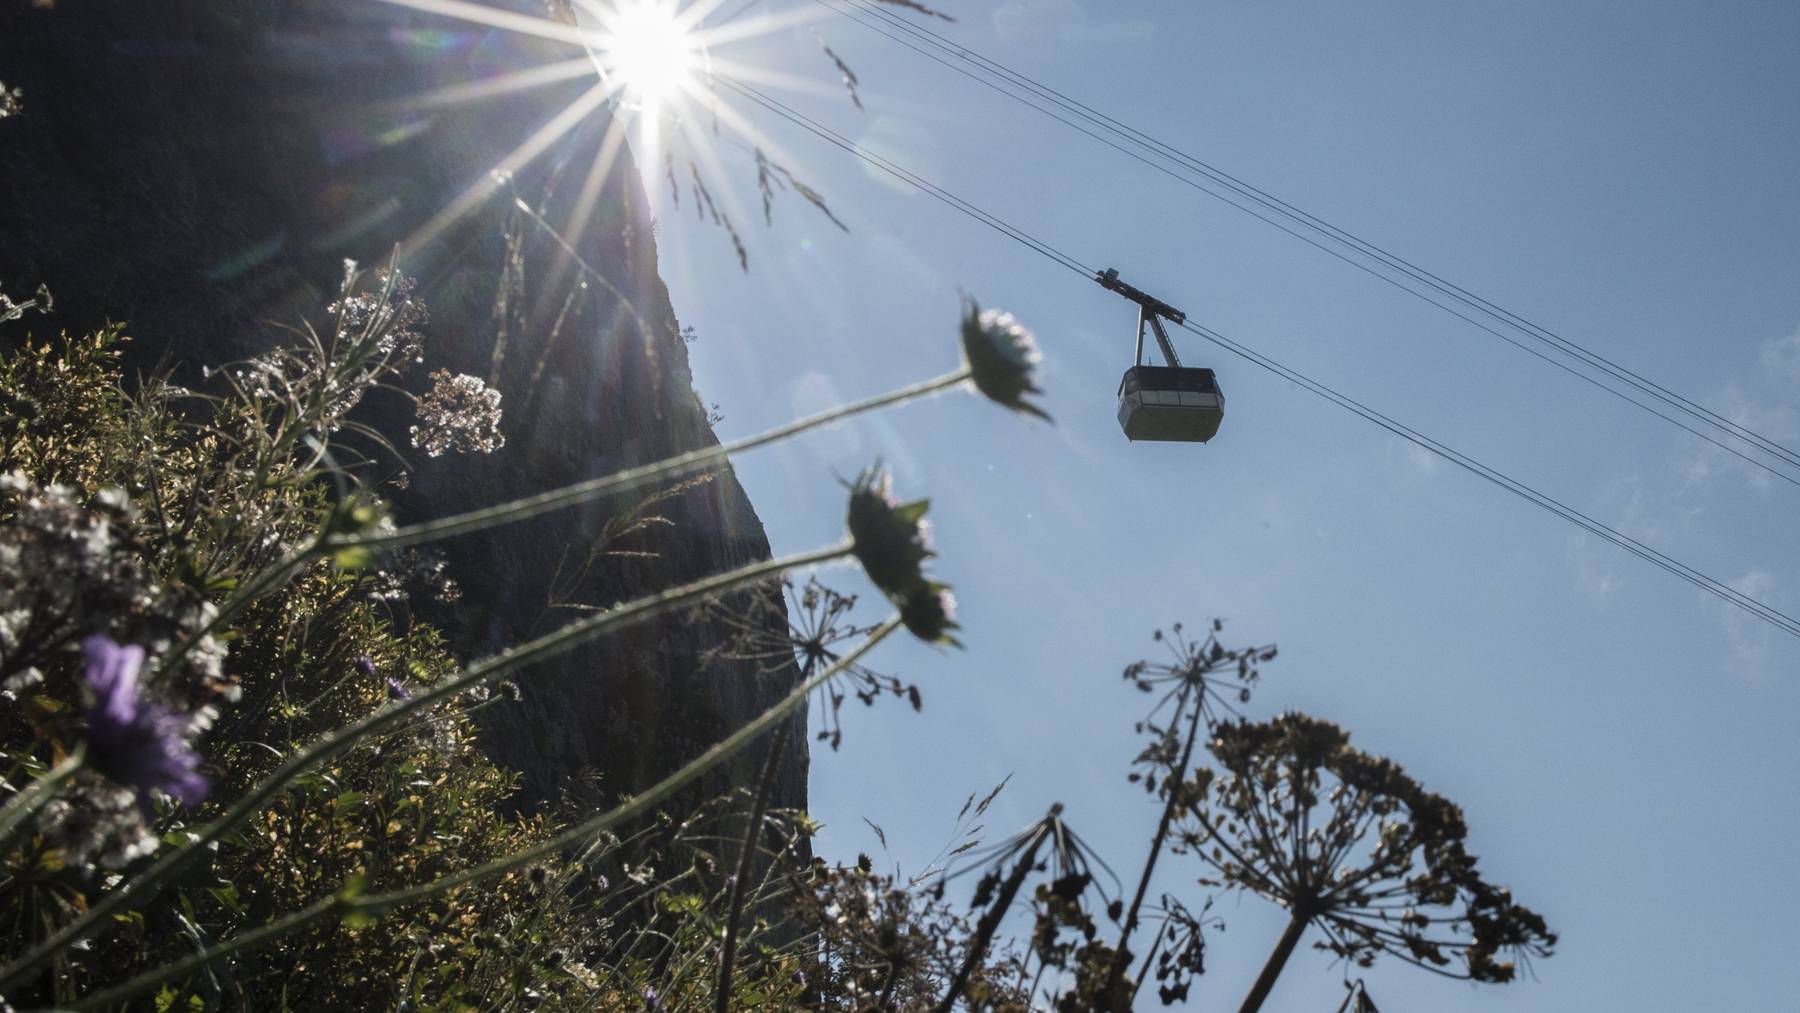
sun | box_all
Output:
[581,0,702,114]
[373,0,838,259]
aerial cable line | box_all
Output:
[712,75,1095,279]
[709,72,1800,640]
[812,0,1800,491]
[1173,315,1800,636]
[819,0,1800,480]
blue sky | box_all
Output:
[619,1,1800,1008]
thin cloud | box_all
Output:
[1714,569,1780,680]
[1570,533,1624,599]
[1762,328,1800,385]
[1677,327,1800,490]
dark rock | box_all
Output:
[0,0,808,817]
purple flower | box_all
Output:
[385,677,410,701]
[355,655,377,678]
[643,987,667,1013]
[82,636,209,806]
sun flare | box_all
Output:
[583,0,702,113]
[374,0,838,260]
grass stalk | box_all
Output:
[335,370,970,555]
[933,807,1059,1013]
[0,746,84,859]
[714,722,791,1013]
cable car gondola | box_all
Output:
[1098,268,1224,443]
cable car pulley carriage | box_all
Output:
[1097,268,1224,443]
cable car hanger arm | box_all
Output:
[1097,267,1186,368]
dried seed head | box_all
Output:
[899,583,959,646]
[846,467,934,600]
[411,370,505,457]
[961,299,1049,421]
[846,467,961,647]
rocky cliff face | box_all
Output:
[0,0,807,814]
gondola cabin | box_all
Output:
[1117,365,1224,442]
[1096,267,1225,444]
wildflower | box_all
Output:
[355,655,377,678]
[899,583,960,646]
[411,369,505,457]
[961,299,1049,421]
[385,677,410,701]
[0,83,21,120]
[81,636,209,806]
[643,987,667,1013]
[846,467,934,600]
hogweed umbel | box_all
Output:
[1183,713,1555,1012]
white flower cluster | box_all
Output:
[327,267,428,366]
[0,472,231,700]
[36,778,159,870]
[229,266,430,437]
[0,472,154,692]
[234,348,370,434]
[365,547,461,605]
[0,83,21,120]
[411,370,506,458]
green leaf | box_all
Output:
[153,985,204,1011]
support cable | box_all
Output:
[821,0,1800,481]
[713,75,1095,280]
[1173,316,1800,636]
[713,71,1800,639]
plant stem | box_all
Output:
[336,370,970,555]
[1101,679,1207,1000]
[934,807,1059,1013]
[68,619,902,1012]
[0,745,84,859]
[1128,919,1171,1007]
[1237,911,1310,1013]
[154,367,968,682]
[1,543,852,993]
[715,722,791,1013]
